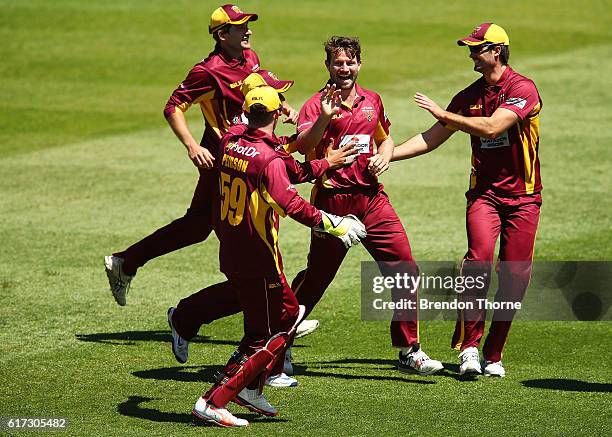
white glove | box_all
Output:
[314,211,367,248]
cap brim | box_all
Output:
[457,37,486,46]
[270,80,294,93]
[228,13,258,26]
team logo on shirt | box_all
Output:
[361,107,375,122]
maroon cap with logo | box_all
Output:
[209,4,258,34]
[457,23,510,46]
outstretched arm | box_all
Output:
[391,122,454,161]
[414,92,519,139]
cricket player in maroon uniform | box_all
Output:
[167,80,354,388]
[290,36,444,375]
[104,4,298,305]
[392,23,542,377]
[190,86,366,427]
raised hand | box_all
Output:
[414,92,446,120]
[281,101,299,124]
[320,83,342,118]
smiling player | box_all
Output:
[289,36,443,375]
[392,23,543,377]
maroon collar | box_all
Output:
[243,127,280,148]
[215,46,247,66]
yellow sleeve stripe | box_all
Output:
[260,182,287,218]
[374,121,388,145]
[284,141,299,154]
[176,102,191,113]
[249,191,282,275]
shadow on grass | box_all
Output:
[132,361,435,385]
[117,396,192,424]
[133,365,219,383]
[75,330,239,346]
[521,379,612,393]
[117,396,288,425]
[297,358,436,384]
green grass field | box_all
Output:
[1,0,611,435]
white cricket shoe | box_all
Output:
[459,347,482,376]
[283,347,294,375]
[233,388,278,416]
[265,372,298,388]
[398,344,444,375]
[167,307,189,364]
[104,255,134,306]
[192,397,248,428]
[295,319,319,338]
[483,360,506,377]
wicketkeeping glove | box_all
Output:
[313,211,367,248]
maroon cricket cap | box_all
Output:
[209,4,258,34]
[457,23,510,46]
[240,70,294,96]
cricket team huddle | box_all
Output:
[104,4,543,428]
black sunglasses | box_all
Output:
[469,43,499,54]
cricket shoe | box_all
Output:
[265,372,298,388]
[458,347,482,376]
[104,255,134,306]
[167,307,189,364]
[233,388,278,416]
[295,319,319,338]
[483,360,506,377]
[284,347,294,375]
[398,343,444,375]
[192,397,248,428]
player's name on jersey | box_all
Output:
[371,298,521,311]
[221,153,250,173]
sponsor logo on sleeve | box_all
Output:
[505,97,527,110]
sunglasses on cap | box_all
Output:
[469,43,500,54]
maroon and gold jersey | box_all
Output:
[163,47,260,156]
[297,83,391,189]
[445,66,542,196]
[214,127,324,278]
[225,124,330,182]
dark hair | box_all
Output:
[212,25,228,43]
[247,104,275,126]
[499,45,510,65]
[324,36,361,64]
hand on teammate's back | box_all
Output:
[325,139,358,169]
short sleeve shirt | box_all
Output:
[297,83,391,189]
[445,66,542,196]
